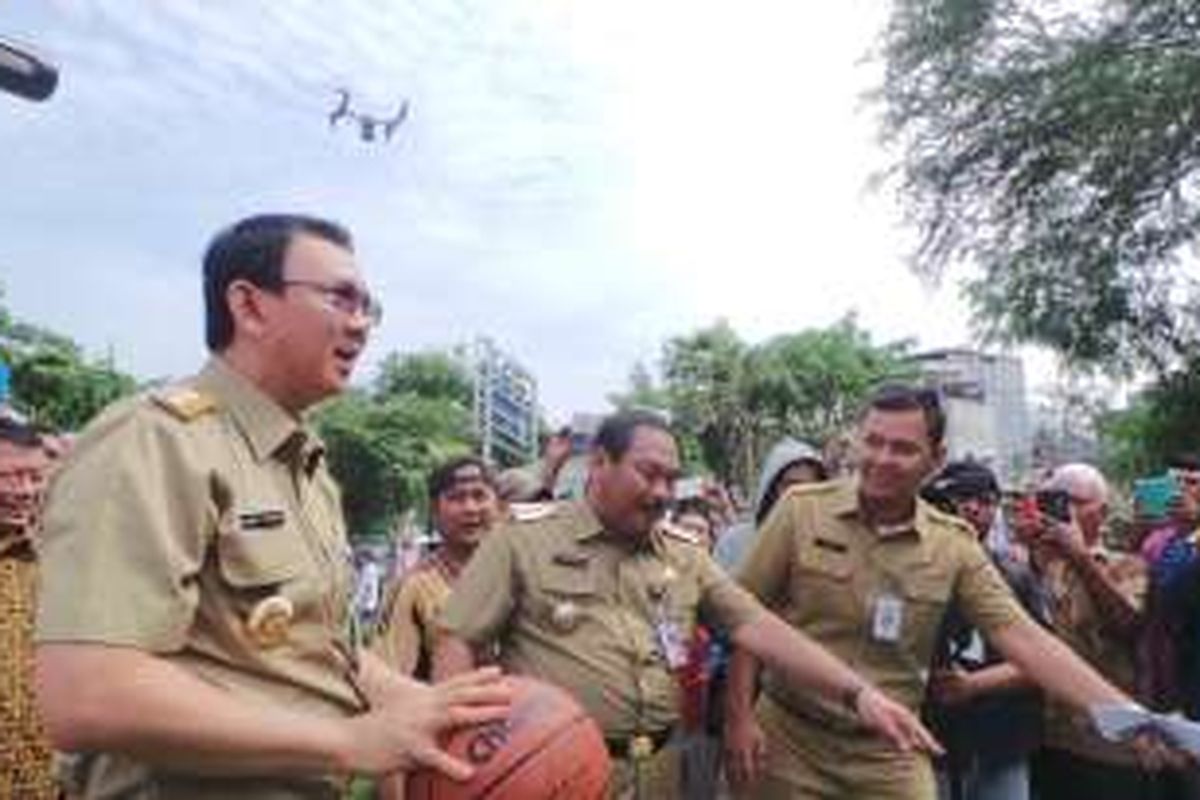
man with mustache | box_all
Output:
[34,214,507,799]
[435,409,940,799]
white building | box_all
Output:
[461,337,538,467]
[909,349,1033,486]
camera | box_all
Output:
[1034,489,1072,524]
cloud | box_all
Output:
[2,1,987,421]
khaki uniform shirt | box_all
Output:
[440,500,762,737]
[372,554,455,678]
[36,358,363,799]
[1041,549,1145,765]
[738,478,1028,730]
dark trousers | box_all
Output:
[1031,748,1163,800]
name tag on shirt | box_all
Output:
[238,508,286,531]
[871,593,904,643]
[960,630,986,665]
[655,619,689,669]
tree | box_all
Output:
[1,290,137,430]
[624,316,910,491]
[745,318,915,444]
[1099,357,1200,481]
[877,0,1200,375]
[660,320,758,487]
[315,349,475,538]
[374,350,473,407]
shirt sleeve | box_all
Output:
[735,494,799,606]
[439,526,519,645]
[36,404,210,651]
[696,548,763,632]
[955,538,1030,635]
[372,577,423,675]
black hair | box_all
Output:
[863,383,946,448]
[591,409,673,461]
[0,417,42,449]
[202,213,353,351]
[922,459,999,510]
[427,455,496,502]
[1169,454,1200,472]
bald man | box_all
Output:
[1021,464,1154,800]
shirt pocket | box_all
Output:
[791,545,857,627]
[898,573,953,660]
[535,567,598,631]
[216,526,304,591]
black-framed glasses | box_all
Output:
[281,280,383,326]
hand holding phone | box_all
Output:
[1035,489,1072,524]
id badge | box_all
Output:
[654,614,689,669]
[870,592,904,643]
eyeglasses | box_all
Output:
[281,280,383,326]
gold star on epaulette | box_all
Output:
[152,387,218,422]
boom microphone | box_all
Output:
[0,38,58,102]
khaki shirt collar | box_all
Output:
[197,357,321,469]
[830,476,928,540]
[572,499,610,543]
[573,499,661,553]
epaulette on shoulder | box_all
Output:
[779,478,842,502]
[658,520,702,546]
[923,502,977,538]
[152,386,219,422]
[509,502,558,523]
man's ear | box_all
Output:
[931,442,947,472]
[226,279,270,342]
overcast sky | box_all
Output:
[1,1,1013,421]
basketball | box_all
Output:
[407,676,611,800]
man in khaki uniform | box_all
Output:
[435,410,941,800]
[725,385,1174,799]
[34,214,507,799]
[374,456,501,679]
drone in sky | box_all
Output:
[328,88,409,143]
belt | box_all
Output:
[604,729,673,761]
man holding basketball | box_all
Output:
[435,409,940,799]
[34,214,508,798]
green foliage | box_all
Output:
[877,0,1200,374]
[1099,358,1200,481]
[624,316,910,491]
[661,320,755,484]
[315,350,475,539]
[0,290,138,430]
[374,350,473,406]
[746,319,916,443]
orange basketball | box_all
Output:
[407,676,611,800]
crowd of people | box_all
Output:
[3,212,1200,800]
